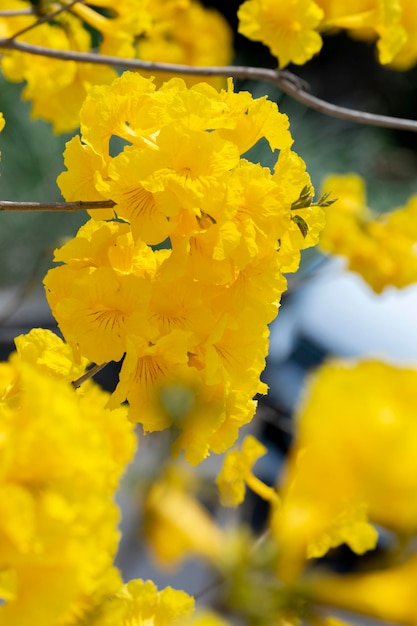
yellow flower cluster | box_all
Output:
[318,173,417,292]
[237,0,417,69]
[0,0,232,132]
[0,328,137,624]
[44,72,325,465]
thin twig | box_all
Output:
[7,0,84,41]
[0,38,416,132]
[72,362,108,388]
[0,200,115,212]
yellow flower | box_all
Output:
[1,11,117,133]
[136,0,233,90]
[389,0,417,69]
[1,0,232,131]
[273,359,417,576]
[46,266,151,364]
[310,553,417,625]
[84,579,195,626]
[144,465,224,565]
[238,0,324,68]
[217,435,278,506]
[316,0,407,65]
[110,330,192,428]
[319,174,417,292]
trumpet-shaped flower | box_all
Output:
[316,0,406,64]
[238,0,324,68]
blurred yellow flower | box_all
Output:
[273,359,417,577]
[0,342,136,623]
[84,579,195,626]
[144,466,224,565]
[238,0,324,68]
[217,435,278,506]
[319,173,417,292]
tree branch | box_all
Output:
[0,37,417,132]
[0,200,115,212]
[72,362,108,388]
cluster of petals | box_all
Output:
[0,328,137,624]
[0,0,232,132]
[45,72,325,464]
[237,0,417,70]
[318,173,417,292]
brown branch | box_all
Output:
[72,362,108,388]
[0,37,416,132]
[0,200,115,212]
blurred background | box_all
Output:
[1,0,417,597]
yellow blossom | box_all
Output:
[83,579,195,626]
[217,435,278,506]
[0,0,232,131]
[389,0,417,69]
[238,0,324,68]
[136,0,233,90]
[310,553,417,625]
[144,466,224,565]
[273,359,417,578]
[316,0,406,64]
[319,174,417,292]
[51,71,324,463]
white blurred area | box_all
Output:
[267,258,417,408]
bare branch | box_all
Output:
[72,362,109,388]
[0,200,115,212]
[0,37,416,132]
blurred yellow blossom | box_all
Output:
[310,553,417,625]
[272,359,417,578]
[82,579,195,626]
[319,173,417,292]
[0,0,232,131]
[217,435,278,506]
[316,0,406,64]
[144,465,224,565]
[237,0,324,68]
[0,335,136,624]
